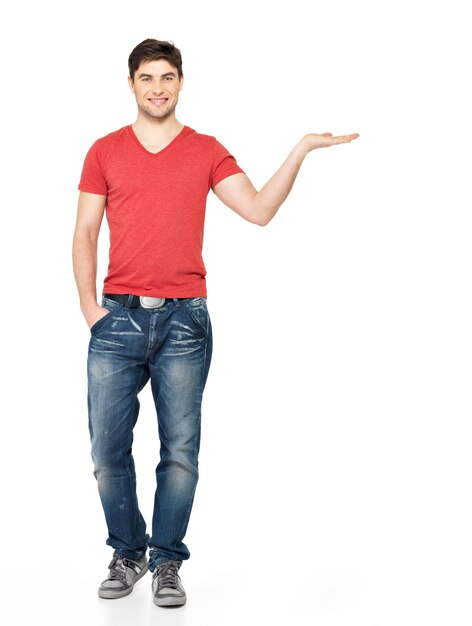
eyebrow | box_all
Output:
[137,71,177,79]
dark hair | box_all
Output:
[128,38,183,81]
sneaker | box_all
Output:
[152,560,187,607]
[98,554,148,599]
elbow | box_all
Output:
[250,198,282,226]
[249,204,272,226]
[243,209,269,227]
[251,206,276,227]
[248,193,269,226]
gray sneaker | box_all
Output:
[98,554,148,599]
[152,560,186,607]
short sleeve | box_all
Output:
[78,140,108,196]
[210,139,245,190]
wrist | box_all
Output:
[80,299,100,317]
[295,136,312,158]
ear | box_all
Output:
[179,73,184,91]
[128,75,135,93]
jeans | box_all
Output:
[87,296,212,571]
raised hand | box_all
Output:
[303,132,360,152]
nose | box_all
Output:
[151,84,165,95]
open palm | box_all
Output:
[304,132,360,151]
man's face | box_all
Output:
[128,58,184,121]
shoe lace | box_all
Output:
[107,556,127,583]
[156,561,181,590]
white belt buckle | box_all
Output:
[140,296,166,309]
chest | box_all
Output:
[104,151,212,199]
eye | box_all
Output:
[164,76,173,81]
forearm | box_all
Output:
[72,230,100,315]
[252,137,310,226]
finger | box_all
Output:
[321,132,333,137]
[334,134,359,143]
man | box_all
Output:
[72,38,359,608]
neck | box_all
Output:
[132,113,184,139]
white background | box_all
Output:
[1,0,471,624]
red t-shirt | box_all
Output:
[78,124,244,297]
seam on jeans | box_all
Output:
[126,367,150,547]
[174,308,210,547]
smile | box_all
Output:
[149,98,169,106]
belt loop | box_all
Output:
[173,298,180,307]
[126,294,134,308]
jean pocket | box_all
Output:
[184,299,209,334]
[89,308,113,333]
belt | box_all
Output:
[104,293,188,309]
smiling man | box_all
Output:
[72,38,359,609]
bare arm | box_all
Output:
[213,132,359,226]
[72,191,109,328]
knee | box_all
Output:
[91,438,133,475]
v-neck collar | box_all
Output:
[128,124,190,156]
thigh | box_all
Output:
[149,299,213,440]
[87,300,150,441]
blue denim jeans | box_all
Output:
[87,296,212,571]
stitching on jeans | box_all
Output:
[183,302,209,334]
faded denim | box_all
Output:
[87,296,212,571]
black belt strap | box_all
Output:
[104,294,187,308]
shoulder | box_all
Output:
[183,126,230,154]
[186,125,227,143]
[93,125,129,149]
[85,126,130,164]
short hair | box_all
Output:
[128,38,183,81]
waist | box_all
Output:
[104,293,193,309]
